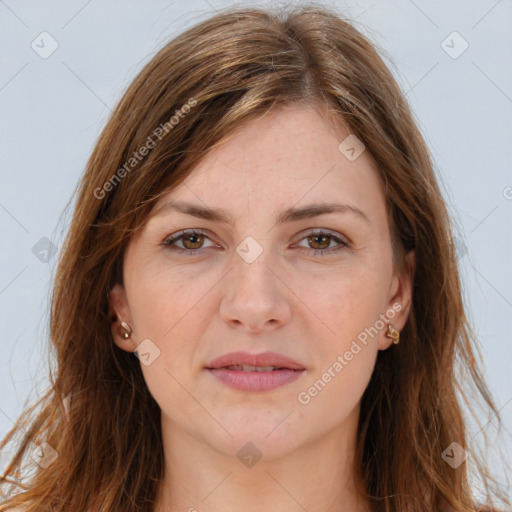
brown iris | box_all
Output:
[307,234,331,250]
[181,233,205,250]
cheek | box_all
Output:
[294,275,382,420]
[126,266,211,396]
[295,262,389,349]
[126,256,210,340]
[292,265,386,398]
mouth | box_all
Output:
[205,352,305,392]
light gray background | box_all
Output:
[1,0,511,500]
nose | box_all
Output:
[219,250,292,333]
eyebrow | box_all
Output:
[151,200,371,226]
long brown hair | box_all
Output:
[0,4,509,511]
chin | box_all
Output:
[212,434,302,464]
[203,411,305,461]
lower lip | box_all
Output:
[207,368,304,392]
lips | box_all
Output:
[205,351,305,371]
[205,351,305,392]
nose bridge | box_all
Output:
[219,235,290,330]
[231,235,277,297]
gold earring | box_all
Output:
[118,321,132,340]
[386,324,400,344]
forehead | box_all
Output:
[150,105,386,224]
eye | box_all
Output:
[293,229,349,257]
[161,229,216,255]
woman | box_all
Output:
[0,4,509,512]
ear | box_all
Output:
[108,283,137,352]
[378,249,415,350]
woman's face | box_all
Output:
[110,104,414,459]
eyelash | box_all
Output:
[161,229,349,257]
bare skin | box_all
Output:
[109,104,415,512]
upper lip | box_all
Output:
[206,351,305,370]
